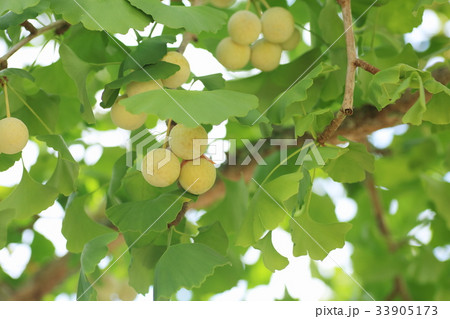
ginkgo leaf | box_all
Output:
[123,89,259,127]
[154,243,230,300]
[129,0,227,34]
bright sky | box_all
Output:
[0,5,448,301]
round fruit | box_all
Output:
[228,11,261,45]
[169,124,208,160]
[161,51,191,89]
[210,0,235,8]
[0,117,29,154]
[179,158,216,195]
[251,39,282,72]
[261,7,295,44]
[216,37,251,70]
[110,96,147,130]
[126,79,162,97]
[141,148,180,188]
[281,28,301,51]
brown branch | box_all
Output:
[355,59,380,75]
[386,276,412,301]
[168,202,190,228]
[0,20,70,70]
[365,174,397,252]
[20,20,38,35]
[177,32,198,55]
[317,0,358,145]
[338,0,357,115]
[317,110,346,146]
[8,254,77,301]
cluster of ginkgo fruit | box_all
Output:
[109,51,216,195]
[215,5,301,72]
[141,124,216,195]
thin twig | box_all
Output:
[317,110,346,145]
[0,20,70,70]
[355,59,380,75]
[338,0,357,116]
[21,20,38,35]
[168,202,189,228]
[316,0,359,145]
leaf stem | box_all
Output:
[8,85,53,134]
[2,81,11,117]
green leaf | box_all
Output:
[123,89,259,127]
[268,63,338,123]
[378,0,424,33]
[0,68,34,81]
[0,0,39,14]
[106,193,186,234]
[50,0,151,34]
[0,0,49,29]
[105,62,179,90]
[293,109,334,138]
[77,269,97,301]
[0,152,21,172]
[129,0,227,34]
[195,222,229,256]
[324,141,375,183]
[122,36,176,71]
[194,74,226,91]
[154,243,230,300]
[422,93,450,125]
[254,232,289,272]
[30,230,55,264]
[290,210,352,261]
[422,176,450,230]
[128,245,166,294]
[81,233,118,274]
[62,195,114,253]
[236,171,302,247]
[0,168,58,220]
[318,0,345,47]
[38,135,79,196]
[0,209,15,248]
[199,178,248,236]
[59,44,96,124]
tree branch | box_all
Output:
[20,20,38,35]
[317,0,358,144]
[355,59,380,75]
[0,20,70,70]
[338,0,357,116]
[8,254,77,301]
[168,202,190,228]
[365,174,397,252]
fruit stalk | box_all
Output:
[2,81,11,118]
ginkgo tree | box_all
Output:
[0,0,449,301]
